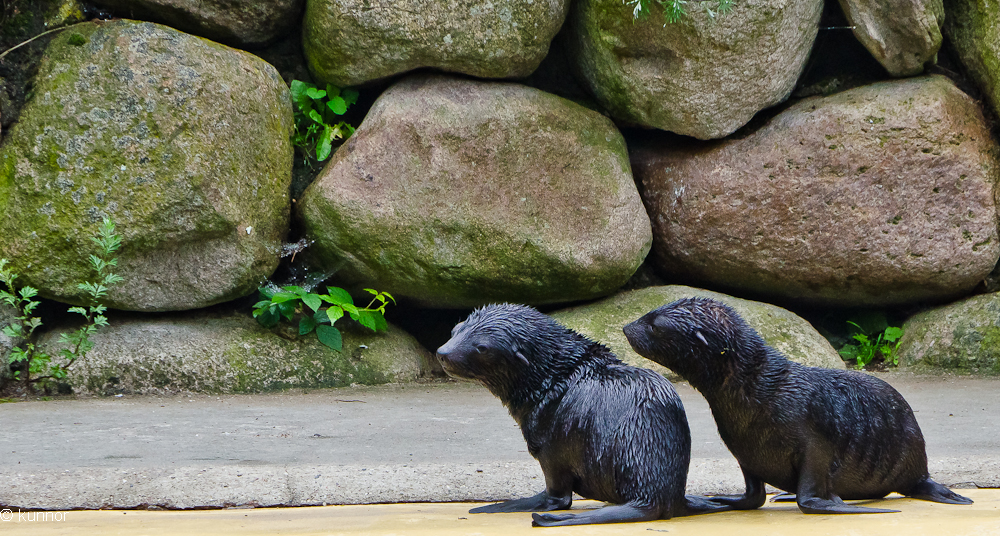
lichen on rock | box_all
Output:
[303,0,571,87]
[297,74,651,308]
[566,0,821,139]
[898,292,1000,375]
[34,310,430,395]
[0,20,294,311]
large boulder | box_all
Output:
[298,74,651,308]
[36,311,431,395]
[552,285,843,381]
[943,0,1000,118]
[565,0,821,139]
[838,0,944,77]
[897,293,1000,374]
[0,21,293,312]
[303,0,571,87]
[631,75,1000,307]
[92,0,304,48]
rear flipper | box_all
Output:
[798,495,899,514]
[531,503,661,527]
[797,441,898,514]
[770,492,796,503]
[906,478,974,505]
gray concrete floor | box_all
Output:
[1,373,997,510]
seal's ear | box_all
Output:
[514,350,529,367]
[695,331,709,346]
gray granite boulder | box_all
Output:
[298,74,650,308]
[943,0,1000,118]
[631,75,999,307]
[566,0,821,139]
[0,21,293,312]
[552,285,843,381]
[838,0,943,76]
[897,293,1000,375]
[36,311,431,395]
[92,0,304,48]
[303,0,570,87]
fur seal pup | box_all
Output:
[436,303,730,527]
[623,297,973,514]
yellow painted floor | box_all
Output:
[2,490,998,536]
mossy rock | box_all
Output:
[944,0,1000,119]
[0,20,293,312]
[551,285,844,380]
[303,0,571,87]
[92,0,304,47]
[298,74,651,308]
[35,310,432,395]
[897,292,1000,375]
[565,0,821,139]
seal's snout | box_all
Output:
[435,341,455,369]
[623,319,641,341]
[623,317,651,356]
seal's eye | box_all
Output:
[652,314,673,334]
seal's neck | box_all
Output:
[493,338,615,424]
[695,345,790,406]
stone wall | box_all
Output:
[2,0,999,393]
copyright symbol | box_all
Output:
[0,509,12,521]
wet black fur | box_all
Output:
[436,303,729,527]
[623,297,974,514]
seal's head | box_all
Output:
[435,303,538,383]
[624,297,763,386]
[436,303,605,403]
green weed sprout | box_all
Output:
[1,217,122,390]
[290,80,358,162]
[627,0,733,23]
[253,286,394,351]
[838,321,904,370]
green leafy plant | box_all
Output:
[253,285,394,351]
[627,0,733,23]
[1,217,122,390]
[838,321,904,370]
[290,80,359,162]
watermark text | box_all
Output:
[1,509,68,522]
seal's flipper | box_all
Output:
[531,503,660,527]
[796,448,897,514]
[707,468,767,510]
[797,495,899,514]
[770,492,797,502]
[469,491,571,513]
[683,495,733,515]
[906,478,974,505]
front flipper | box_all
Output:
[708,467,767,510]
[905,477,974,505]
[682,495,733,515]
[469,491,571,514]
[531,503,661,527]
